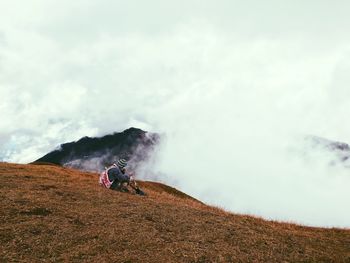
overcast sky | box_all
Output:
[1,0,350,227]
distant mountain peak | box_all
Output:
[33,127,159,172]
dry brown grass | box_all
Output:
[0,162,349,262]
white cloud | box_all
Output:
[1,0,350,227]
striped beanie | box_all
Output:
[117,159,127,168]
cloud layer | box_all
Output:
[1,0,350,227]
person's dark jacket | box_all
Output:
[107,166,130,190]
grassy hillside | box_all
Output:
[0,163,349,262]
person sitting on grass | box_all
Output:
[99,159,145,195]
[99,159,131,192]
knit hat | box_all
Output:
[117,159,127,168]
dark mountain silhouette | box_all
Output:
[305,135,350,166]
[307,135,350,152]
[33,128,350,173]
[33,127,159,172]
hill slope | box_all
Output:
[0,163,349,262]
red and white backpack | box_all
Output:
[98,164,117,189]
